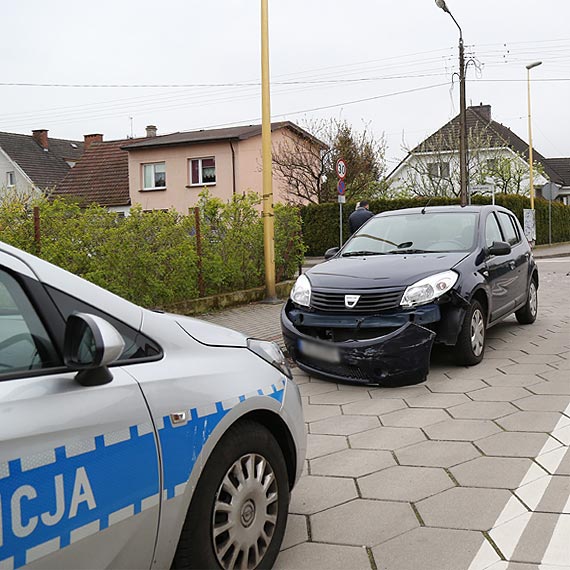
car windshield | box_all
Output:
[342,211,478,255]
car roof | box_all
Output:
[376,204,512,217]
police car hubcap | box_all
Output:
[212,453,278,569]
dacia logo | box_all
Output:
[344,294,360,308]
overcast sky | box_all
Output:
[2,0,569,168]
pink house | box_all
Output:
[123,121,324,213]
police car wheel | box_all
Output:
[172,420,290,570]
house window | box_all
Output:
[427,162,450,179]
[6,171,15,187]
[143,162,166,190]
[190,157,216,186]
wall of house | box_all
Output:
[128,142,235,214]
[128,128,308,213]
[389,147,548,197]
[0,148,35,199]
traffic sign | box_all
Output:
[542,182,561,201]
[336,159,347,180]
[337,179,346,195]
[338,195,346,204]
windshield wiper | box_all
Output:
[388,248,432,255]
[341,250,386,257]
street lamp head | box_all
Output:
[526,61,543,70]
[435,0,450,13]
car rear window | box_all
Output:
[344,212,478,254]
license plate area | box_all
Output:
[298,339,340,363]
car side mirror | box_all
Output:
[324,247,340,260]
[488,241,511,257]
[64,313,125,387]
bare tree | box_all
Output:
[272,118,387,204]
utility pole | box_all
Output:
[261,0,276,300]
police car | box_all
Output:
[0,240,305,570]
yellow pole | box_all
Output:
[527,67,535,210]
[261,0,276,299]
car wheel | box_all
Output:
[515,277,538,325]
[172,420,290,570]
[454,299,486,366]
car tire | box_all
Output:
[515,277,538,325]
[172,420,290,570]
[454,299,486,366]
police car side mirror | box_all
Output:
[325,247,340,260]
[64,313,125,387]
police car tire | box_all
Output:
[172,420,290,570]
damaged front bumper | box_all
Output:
[281,301,437,386]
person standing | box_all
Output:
[348,200,374,234]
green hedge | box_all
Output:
[0,194,304,308]
[300,194,570,255]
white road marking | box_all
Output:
[468,398,570,568]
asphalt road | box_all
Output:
[276,256,570,570]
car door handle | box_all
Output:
[509,261,516,270]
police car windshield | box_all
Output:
[343,212,478,255]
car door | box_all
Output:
[0,254,160,570]
[496,211,529,308]
[482,211,516,322]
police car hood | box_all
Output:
[170,314,248,347]
[308,251,469,289]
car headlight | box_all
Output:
[290,274,311,307]
[401,270,458,307]
[248,339,292,379]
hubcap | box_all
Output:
[470,308,485,357]
[529,282,538,316]
[212,453,278,570]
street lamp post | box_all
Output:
[526,61,542,210]
[435,0,468,207]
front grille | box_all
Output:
[301,356,369,381]
[310,288,404,313]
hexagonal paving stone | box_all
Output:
[309,414,380,436]
[380,408,449,428]
[359,465,454,502]
[310,448,396,478]
[499,363,556,376]
[450,456,539,489]
[306,434,348,460]
[497,411,570,433]
[349,426,426,451]
[449,401,517,420]
[299,382,340,397]
[373,527,500,570]
[341,397,406,417]
[310,499,419,547]
[512,353,564,365]
[417,487,525,530]
[477,432,561,458]
[369,385,430,399]
[515,395,570,412]
[281,514,308,550]
[395,440,481,468]
[424,419,501,441]
[426,378,488,393]
[310,390,372,406]
[302,403,342,423]
[469,386,532,401]
[275,542,370,570]
[527,380,570,395]
[404,393,470,408]
[484,374,542,388]
[289,475,357,515]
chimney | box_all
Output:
[84,133,103,150]
[146,125,157,138]
[474,103,491,122]
[32,129,49,150]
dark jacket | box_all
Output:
[348,207,374,234]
